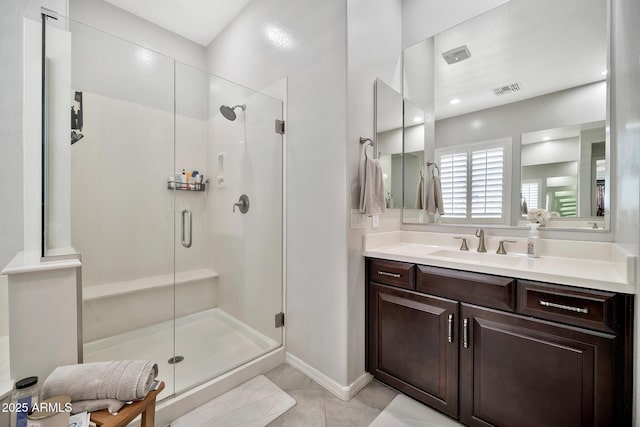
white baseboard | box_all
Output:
[285,352,372,401]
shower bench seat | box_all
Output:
[82,268,220,342]
[83,268,219,301]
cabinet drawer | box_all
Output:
[417,266,516,311]
[517,280,619,333]
[369,259,416,289]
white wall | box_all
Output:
[346,0,402,385]
[611,0,640,424]
[0,0,41,273]
[0,276,7,337]
[69,0,205,70]
[205,0,351,385]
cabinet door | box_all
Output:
[459,304,616,427]
[368,283,459,417]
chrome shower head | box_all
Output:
[219,104,246,121]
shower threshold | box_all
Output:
[83,308,280,400]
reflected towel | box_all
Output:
[427,175,445,215]
[41,361,158,404]
[416,174,425,209]
[359,146,386,216]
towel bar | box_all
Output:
[426,161,440,176]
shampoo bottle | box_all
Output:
[527,223,541,258]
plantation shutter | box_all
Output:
[471,148,504,218]
[521,182,539,211]
[440,152,468,218]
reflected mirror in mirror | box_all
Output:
[403,98,426,222]
[402,0,608,230]
[520,121,606,228]
[375,78,403,209]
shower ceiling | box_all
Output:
[103,0,252,46]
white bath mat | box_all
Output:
[369,394,463,427]
[170,375,295,427]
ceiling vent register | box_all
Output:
[492,82,522,96]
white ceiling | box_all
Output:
[433,0,607,119]
[103,0,252,46]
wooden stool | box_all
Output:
[89,381,165,427]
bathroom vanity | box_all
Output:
[364,232,634,427]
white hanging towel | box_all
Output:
[359,145,386,216]
[427,175,445,215]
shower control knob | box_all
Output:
[233,194,250,214]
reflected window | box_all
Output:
[437,138,510,223]
[521,181,540,212]
[440,152,468,217]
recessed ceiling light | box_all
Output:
[543,136,550,141]
[449,98,461,105]
[413,117,422,123]
[601,70,608,76]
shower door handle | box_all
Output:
[181,209,192,248]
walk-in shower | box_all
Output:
[219,103,246,121]
[40,12,284,405]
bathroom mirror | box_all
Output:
[402,0,609,230]
[375,78,403,210]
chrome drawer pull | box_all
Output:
[463,318,469,348]
[448,314,454,343]
[539,300,589,314]
[378,271,401,278]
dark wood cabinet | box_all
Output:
[365,257,633,427]
[368,283,459,417]
[459,303,616,427]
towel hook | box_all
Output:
[360,136,375,159]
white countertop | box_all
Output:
[363,231,636,294]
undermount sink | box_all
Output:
[429,249,524,266]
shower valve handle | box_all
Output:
[233,194,250,214]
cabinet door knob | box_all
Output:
[448,314,454,343]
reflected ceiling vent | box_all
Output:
[492,82,522,96]
[442,45,471,64]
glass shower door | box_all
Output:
[65,17,177,398]
[173,63,284,394]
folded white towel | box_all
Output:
[427,175,445,215]
[41,360,158,404]
[359,147,386,216]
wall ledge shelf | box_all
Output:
[83,268,219,302]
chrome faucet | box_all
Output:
[475,229,487,252]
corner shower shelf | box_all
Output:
[83,268,219,302]
[168,180,209,191]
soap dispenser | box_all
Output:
[527,223,541,258]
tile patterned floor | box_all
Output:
[265,364,399,426]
